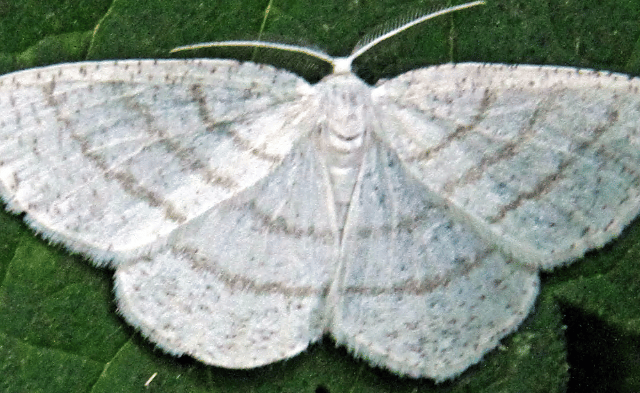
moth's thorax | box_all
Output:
[315,73,374,166]
[314,73,375,219]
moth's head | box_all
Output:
[331,57,354,75]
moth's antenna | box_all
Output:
[171,41,335,65]
[348,1,485,62]
[170,1,485,74]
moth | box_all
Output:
[0,1,638,382]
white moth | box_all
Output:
[0,1,638,382]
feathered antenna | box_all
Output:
[171,1,485,74]
[349,1,484,62]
